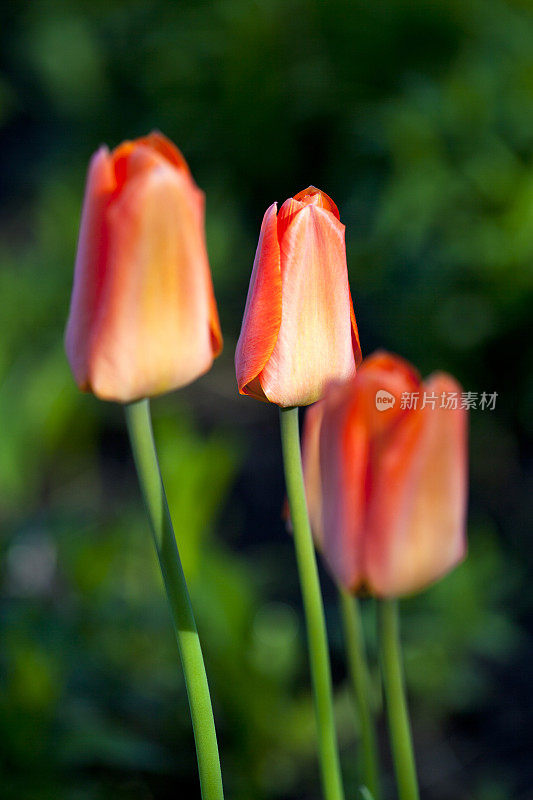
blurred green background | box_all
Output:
[0,0,531,798]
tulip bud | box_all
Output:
[65,132,222,403]
[235,187,362,407]
[302,352,468,597]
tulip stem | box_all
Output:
[378,599,419,800]
[279,406,345,800]
[125,398,224,800]
[339,591,380,799]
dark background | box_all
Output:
[1,1,532,798]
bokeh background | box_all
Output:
[1,0,532,798]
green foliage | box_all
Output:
[404,529,523,716]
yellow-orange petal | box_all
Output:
[235,203,282,400]
[65,146,115,390]
[87,161,217,402]
[364,373,468,597]
[259,203,356,406]
[175,178,222,358]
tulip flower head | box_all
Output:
[302,352,468,597]
[65,132,222,403]
[235,187,362,407]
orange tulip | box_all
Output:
[65,132,222,403]
[235,187,362,407]
[302,352,468,597]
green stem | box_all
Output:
[279,406,345,800]
[125,398,224,800]
[378,600,419,800]
[339,591,380,799]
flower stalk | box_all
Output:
[378,599,419,800]
[125,398,224,800]
[339,590,380,799]
[279,406,345,800]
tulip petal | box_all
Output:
[277,187,340,242]
[260,205,356,406]
[365,373,468,597]
[309,353,424,592]
[293,186,340,217]
[358,351,421,439]
[318,379,369,591]
[235,203,282,400]
[208,280,223,358]
[349,295,363,367]
[65,147,115,390]
[88,163,217,401]
[137,131,190,172]
[302,399,327,546]
[110,132,190,187]
[193,188,223,357]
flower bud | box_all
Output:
[235,187,361,407]
[65,132,222,402]
[302,352,468,596]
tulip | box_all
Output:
[65,131,222,403]
[235,186,362,407]
[302,352,468,597]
